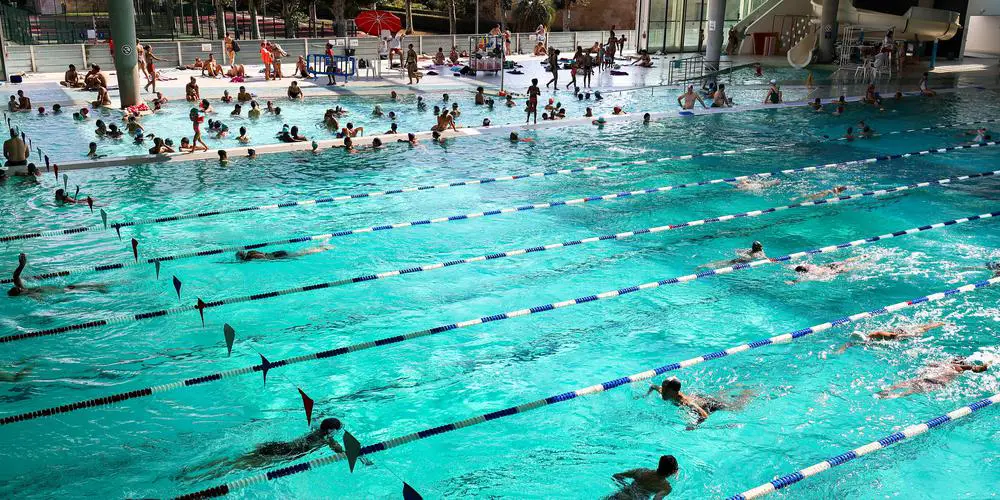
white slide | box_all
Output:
[810,0,961,41]
[787,29,818,69]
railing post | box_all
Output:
[177,41,183,65]
[81,44,88,67]
[418,35,422,54]
[573,31,577,49]
[28,45,36,72]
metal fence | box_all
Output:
[3,30,629,75]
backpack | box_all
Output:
[232,40,241,53]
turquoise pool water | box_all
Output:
[6,85,810,162]
[1,88,999,499]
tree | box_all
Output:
[192,0,202,36]
[404,0,413,34]
[248,0,261,39]
[512,0,553,32]
[447,0,457,34]
[280,0,304,37]
[330,0,346,36]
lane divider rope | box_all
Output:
[5,141,998,286]
[727,393,1000,500]
[3,168,996,345]
[1,119,995,245]
[169,276,1000,499]
[3,210,995,424]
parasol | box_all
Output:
[354,10,403,37]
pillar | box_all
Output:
[704,0,726,73]
[817,0,839,63]
[108,0,142,107]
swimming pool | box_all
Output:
[1,87,998,499]
[6,84,811,163]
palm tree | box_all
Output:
[512,0,554,32]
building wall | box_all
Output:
[960,0,1000,58]
[551,2,637,31]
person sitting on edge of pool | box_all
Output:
[609,455,678,500]
[236,244,333,261]
[287,81,304,100]
[646,377,754,427]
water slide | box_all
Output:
[786,1,961,68]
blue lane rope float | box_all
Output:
[5,141,999,286]
[170,276,1000,499]
[1,119,996,245]
[1,165,996,345]
[727,393,1000,500]
[3,211,995,424]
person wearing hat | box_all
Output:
[764,80,782,104]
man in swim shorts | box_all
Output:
[677,85,706,110]
[3,128,28,169]
[609,455,678,499]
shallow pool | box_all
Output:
[7,84,810,162]
[0,88,998,499]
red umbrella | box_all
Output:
[354,10,403,37]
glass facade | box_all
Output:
[642,0,747,53]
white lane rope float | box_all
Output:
[3,210,996,424]
[1,118,995,245]
[4,141,998,286]
[727,393,1000,500]
[168,276,1000,499]
[2,164,997,345]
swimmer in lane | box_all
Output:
[608,455,678,500]
[0,365,31,382]
[835,322,945,354]
[797,185,847,201]
[8,253,108,297]
[646,377,753,427]
[786,255,869,284]
[876,356,990,399]
[702,241,767,269]
[235,244,334,261]
[732,176,780,191]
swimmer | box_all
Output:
[876,356,990,399]
[786,255,868,284]
[218,150,228,165]
[236,126,250,144]
[371,105,384,118]
[858,120,875,138]
[237,86,252,102]
[584,107,593,118]
[608,455,678,500]
[526,78,541,124]
[248,101,262,119]
[235,244,333,261]
[475,87,486,105]
[646,377,754,427]
[371,137,383,148]
[763,80,782,104]
[643,113,651,124]
[844,126,855,141]
[416,96,427,111]
[677,85,706,109]
[287,81,304,100]
[831,104,845,117]
[86,142,106,159]
[704,241,767,269]
[733,177,780,191]
[148,137,174,154]
[810,97,823,112]
[278,125,306,143]
[7,253,107,297]
[231,104,242,116]
[797,185,847,201]
[0,365,31,382]
[836,322,946,354]
[221,90,233,103]
[398,133,419,146]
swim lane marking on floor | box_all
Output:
[4,140,998,285]
[168,276,1000,499]
[727,393,1000,500]
[3,116,995,245]
[2,210,995,424]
